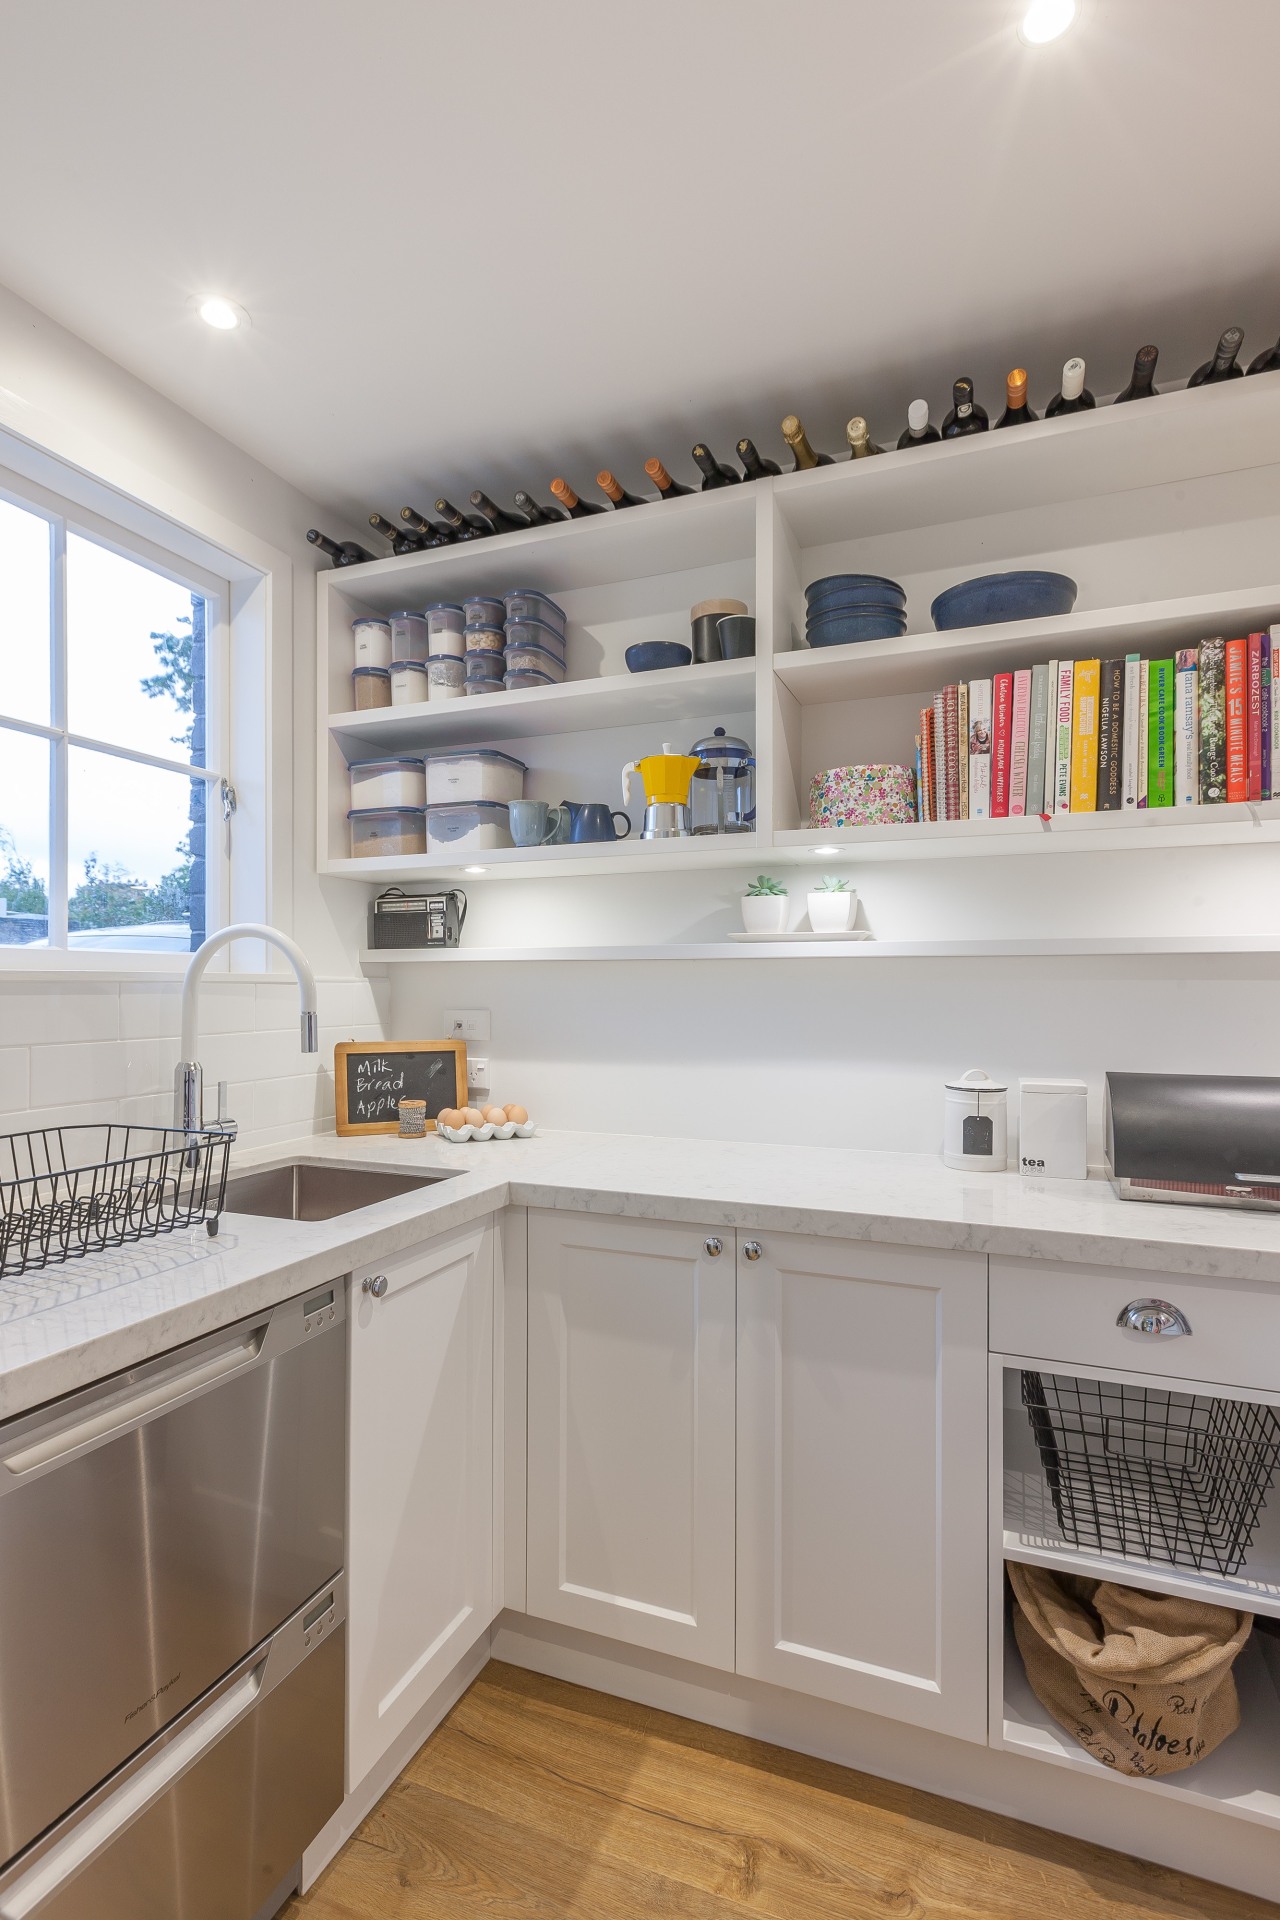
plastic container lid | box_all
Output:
[346,805,426,820]
[389,658,428,671]
[504,669,557,689]
[348,756,425,774]
[352,616,390,628]
[426,601,465,614]
[504,616,567,650]
[502,640,563,670]
[425,652,465,666]
[422,747,527,771]
[389,609,428,621]
[351,666,391,678]
[504,587,568,621]
[465,650,506,670]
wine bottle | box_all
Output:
[994,368,1038,429]
[845,416,883,458]
[940,378,988,438]
[369,512,424,555]
[1113,344,1159,403]
[469,490,530,534]
[897,399,940,448]
[435,496,490,539]
[780,415,832,469]
[644,457,694,498]
[1045,357,1096,416]
[1188,326,1245,386]
[1247,332,1280,375]
[736,438,781,479]
[597,470,646,509]
[400,506,454,547]
[513,488,566,524]
[307,529,373,566]
[691,444,740,489]
[549,478,604,518]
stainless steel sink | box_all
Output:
[221,1160,458,1222]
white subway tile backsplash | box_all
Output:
[0,1048,29,1114]
[29,1037,164,1108]
[119,983,182,1040]
[0,983,119,1047]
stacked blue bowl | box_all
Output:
[805,573,907,648]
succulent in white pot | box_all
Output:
[741,874,789,934]
[806,875,856,934]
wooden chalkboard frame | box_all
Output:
[334,1040,468,1135]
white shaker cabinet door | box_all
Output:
[737,1232,988,1742]
[526,1210,736,1669]
[347,1218,495,1791]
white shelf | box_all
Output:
[329,658,756,751]
[359,935,1280,967]
[777,801,1280,862]
[773,585,1280,705]
[323,832,759,884]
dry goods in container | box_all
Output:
[424,800,513,853]
[390,659,429,706]
[424,749,526,805]
[348,807,427,857]
[349,757,427,810]
[351,666,392,710]
[352,618,392,669]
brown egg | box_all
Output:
[436,1108,459,1130]
[504,1104,529,1125]
[482,1106,508,1125]
[464,1106,486,1128]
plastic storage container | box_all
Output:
[503,617,566,662]
[503,588,567,636]
[464,624,506,654]
[426,654,466,700]
[465,651,505,690]
[424,749,526,805]
[426,604,466,656]
[352,618,392,669]
[349,757,427,809]
[388,612,430,662]
[348,807,426,857]
[503,639,565,682]
[390,659,429,706]
[504,668,558,692]
[425,801,513,853]
[351,667,392,710]
[463,595,505,630]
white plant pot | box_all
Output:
[807,890,856,934]
[740,894,789,934]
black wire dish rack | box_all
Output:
[1021,1369,1280,1579]
[0,1124,232,1278]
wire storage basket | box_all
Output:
[1021,1369,1280,1578]
[0,1124,232,1278]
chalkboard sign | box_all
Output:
[334,1041,467,1135]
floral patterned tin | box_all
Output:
[809,763,916,829]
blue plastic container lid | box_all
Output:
[349,756,424,773]
[464,622,505,638]
[464,596,504,615]
[423,653,464,667]
[504,670,557,689]
[504,615,567,649]
[389,658,429,672]
[346,805,425,820]
[388,609,429,621]
[465,650,506,671]
[423,747,527,771]
[351,666,390,678]
[502,640,563,669]
[352,616,390,628]
[426,601,465,615]
[504,587,568,622]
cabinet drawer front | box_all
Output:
[991,1256,1280,1391]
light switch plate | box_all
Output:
[445,1008,491,1044]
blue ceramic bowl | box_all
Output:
[625,640,693,673]
[930,570,1078,631]
[806,593,905,620]
[806,609,907,647]
[806,572,906,610]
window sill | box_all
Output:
[0,950,316,983]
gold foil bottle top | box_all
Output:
[846,416,869,446]
[1006,368,1029,406]
[781,415,803,445]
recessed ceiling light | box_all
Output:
[197,295,249,331]
[463,865,488,875]
[1019,0,1077,43]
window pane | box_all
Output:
[0,729,50,946]
[68,748,207,952]
[0,495,52,725]
[67,533,208,767]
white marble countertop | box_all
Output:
[3,1127,1279,1420]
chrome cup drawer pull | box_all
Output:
[704,1237,723,1258]
[361,1275,389,1298]
[1117,1298,1192,1338]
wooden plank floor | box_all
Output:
[286,1660,1280,1920]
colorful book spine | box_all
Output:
[1137,662,1150,807]
[957,681,970,819]
[914,734,925,822]
[1069,658,1100,812]
[1225,637,1248,803]
[1175,649,1199,805]
[1263,634,1272,802]
[1272,627,1280,803]
[1096,659,1124,811]
[933,689,947,822]
[919,706,936,822]
[1247,632,1264,802]
[1199,636,1226,802]
[968,679,992,819]
[1147,658,1175,807]
[992,673,1014,817]
[942,684,960,821]
[1026,663,1050,816]
[1121,653,1141,808]
[1009,668,1032,816]
[1053,661,1074,814]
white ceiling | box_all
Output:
[1,1,1278,530]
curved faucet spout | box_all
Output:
[176,923,318,1131]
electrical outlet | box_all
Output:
[467,1057,490,1091]
[444,1008,491,1044]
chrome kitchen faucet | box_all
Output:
[175,923,319,1135]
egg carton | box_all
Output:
[437,1121,537,1142]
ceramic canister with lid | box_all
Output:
[943,1068,1009,1171]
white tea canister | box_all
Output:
[943,1068,1009,1171]
[1018,1078,1088,1180]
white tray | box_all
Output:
[437,1121,537,1142]
[727,929,874,943]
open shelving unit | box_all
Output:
[317,376,1280,941]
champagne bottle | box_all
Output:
[1045,357,1096,415]
[897,399,940,448]
[1188,326,1245,386]
[435,496,490,539]
[644,457,694,498]
[400,506,454,547]
[1113,344,1159,403]
[469,490,530,534]
[780,415,832,468]
[994,368,1038,429]
[597,470,646,509]
[1247,332,1280,375]
[513,488,566,524]
[845,416,882,458]
[369,512,424,555]
[549,477,604,518]
[940,378,988,438]
[307,529,373,566]
[691,443,740,489]
[736,438,780,479]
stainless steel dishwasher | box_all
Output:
[0,1282,346,1920]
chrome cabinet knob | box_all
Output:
[1117,1298,1191,1338]
[743,1240,763,1262]
[362,1274,389,1298]
[704,1237,723,1258]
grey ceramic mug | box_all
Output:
[509,800,566,846]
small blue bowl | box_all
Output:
[625,641,693,673]
[806,572,906,610]
[930,570,1077,631]
[806,610,907,647]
